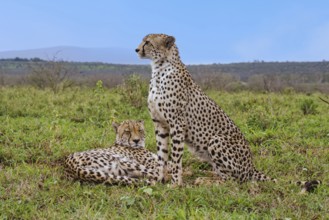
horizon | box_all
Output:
[1,1,329,64]
[2,55,328,66]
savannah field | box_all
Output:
[0,79,328,219]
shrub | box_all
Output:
[247,110,273,131]
[300,99,318,115]
[282,87,295,95]
[28,59,75,93]
[225,81,248,92]
[117,74,149,110]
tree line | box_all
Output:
[0,59,328,94]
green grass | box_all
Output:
[0,86,328,219]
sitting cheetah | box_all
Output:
[135,34,276,185]
[64,120,161,185]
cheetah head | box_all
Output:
[112,120,145,148]
[135,34,176,61]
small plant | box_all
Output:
[247,111,272,131]
[94,80,105,98]
[282,87,295,95]
[300,99,318,115]
[118,74,148,110]
[88,80,110,127]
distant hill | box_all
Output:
[0,46,148,64]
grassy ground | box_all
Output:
[0,86,328,219]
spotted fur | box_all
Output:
[136,34,276,185]
[64,120,161,185]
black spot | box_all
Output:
[159,133,169,138]
[304,180,321,193]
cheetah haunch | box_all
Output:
[64,120,161,185]
[136,34,275,185]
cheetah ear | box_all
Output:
[112,122,119,133]
[164,36,175,49]
[137,120,144,125]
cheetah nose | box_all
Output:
[133,139,140,144]
[135,48,140,53]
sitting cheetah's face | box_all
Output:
[135,34,175,60]
[112,120,145,148]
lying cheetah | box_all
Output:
[64,120,161,185]
[136,34,276,185]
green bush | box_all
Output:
[246,108,275,131]
[300,99,318,115]
[117,74,149,110]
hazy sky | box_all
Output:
[1,0,329,63]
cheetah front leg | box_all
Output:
[168,118,185,186]
[154,122,170,183]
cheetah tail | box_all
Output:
[251,169,277,183]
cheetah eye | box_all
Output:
[144,41,152,47]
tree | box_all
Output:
[28,56,76,93]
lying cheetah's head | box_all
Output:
[135,34,176,60]
[112,120,145,148]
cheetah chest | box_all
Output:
[147,68,171,123]
[148,76,166,123]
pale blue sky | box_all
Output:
[1,0,329,63]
